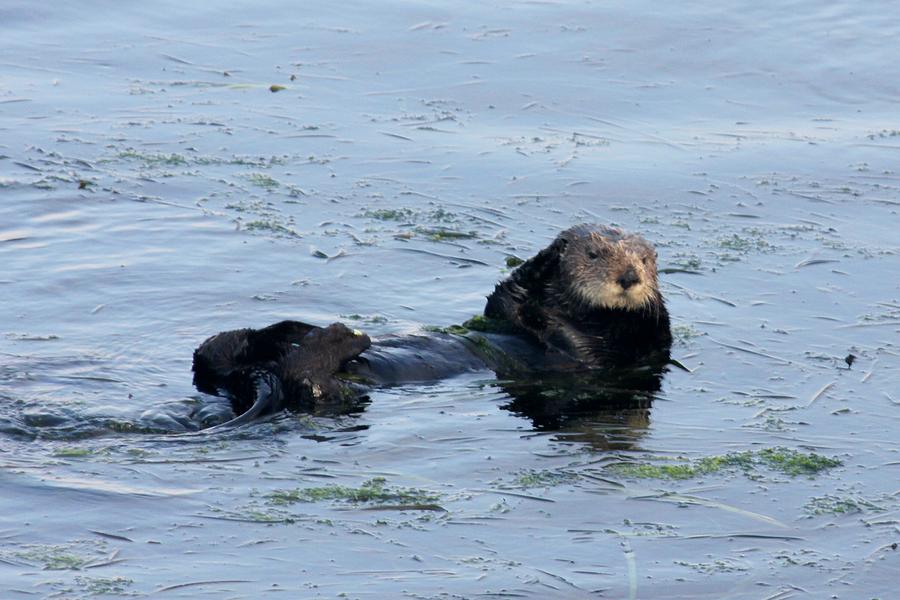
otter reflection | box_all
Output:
[495,363,666,450]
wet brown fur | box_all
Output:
[484,224,671,366]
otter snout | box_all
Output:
[617,267,640,290]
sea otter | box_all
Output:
[484,223,670,366]
[192,224,671,427]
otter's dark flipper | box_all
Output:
[484,236,568,342]
[193,321,372,425]
[192,319,319,396]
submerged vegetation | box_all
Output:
[242,220,299,237]
[52,447,94,458]
[359,207,479,243]
[266,477,440,506]
[342,313,389,325]
[362,207,416,222]
[608,447,842,480]
[804,493,889,516]
[508,469,579,489]
[244,172,280,188]
[115,149,287,168]
[10,541,109,571]
[71,576,134,596]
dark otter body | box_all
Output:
[343,333,489,384]
[192,224,672,427]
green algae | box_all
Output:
[26,550,89,570]
[674,558,749,574]
[510,469,578,489]
[245,510,294,523]
[197,154,287,167]
[461,314,517,334]
[13,541,108,570]
[415,227,478,241]
[422,314,525,371]
[716,232,771,253]
[51,576,134,597]
[116,150,188,166]
[75,576,134,596]
[206,505,297,524]
[609,447,842,480]
[53,447,93,458]
[266,477,439,506]
[422,314,505,336]
[244,172,280,188]
[505,256,525,268]
[670,254,702,271]
[363,208,415,221]
[672,323,704,342]
[423,324,471,336]
[116,149,288,169]
[105,420,139,433]
[243,220,299,237]
[756,447,842,476]
[804,494,888,516]
[612,463,704,480]
[361,207,458,225]
[342,313,389,325]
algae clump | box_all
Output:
[609,447,841,480]
[267,477,439,506]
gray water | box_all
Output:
[2,1,899,597]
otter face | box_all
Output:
[561,226,660,311]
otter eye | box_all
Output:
[587,251,599,260]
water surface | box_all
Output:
[2,1,899,597]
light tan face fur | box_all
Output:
[561,229,659,311]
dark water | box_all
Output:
[2,1,899,597]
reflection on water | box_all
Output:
[497,364,666,450]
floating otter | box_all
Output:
[485,223,670,366]
[192,224,671,427]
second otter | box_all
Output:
[192,224,672,425]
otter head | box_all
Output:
[558,224,661,311]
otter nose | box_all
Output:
[617,268,640,290]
